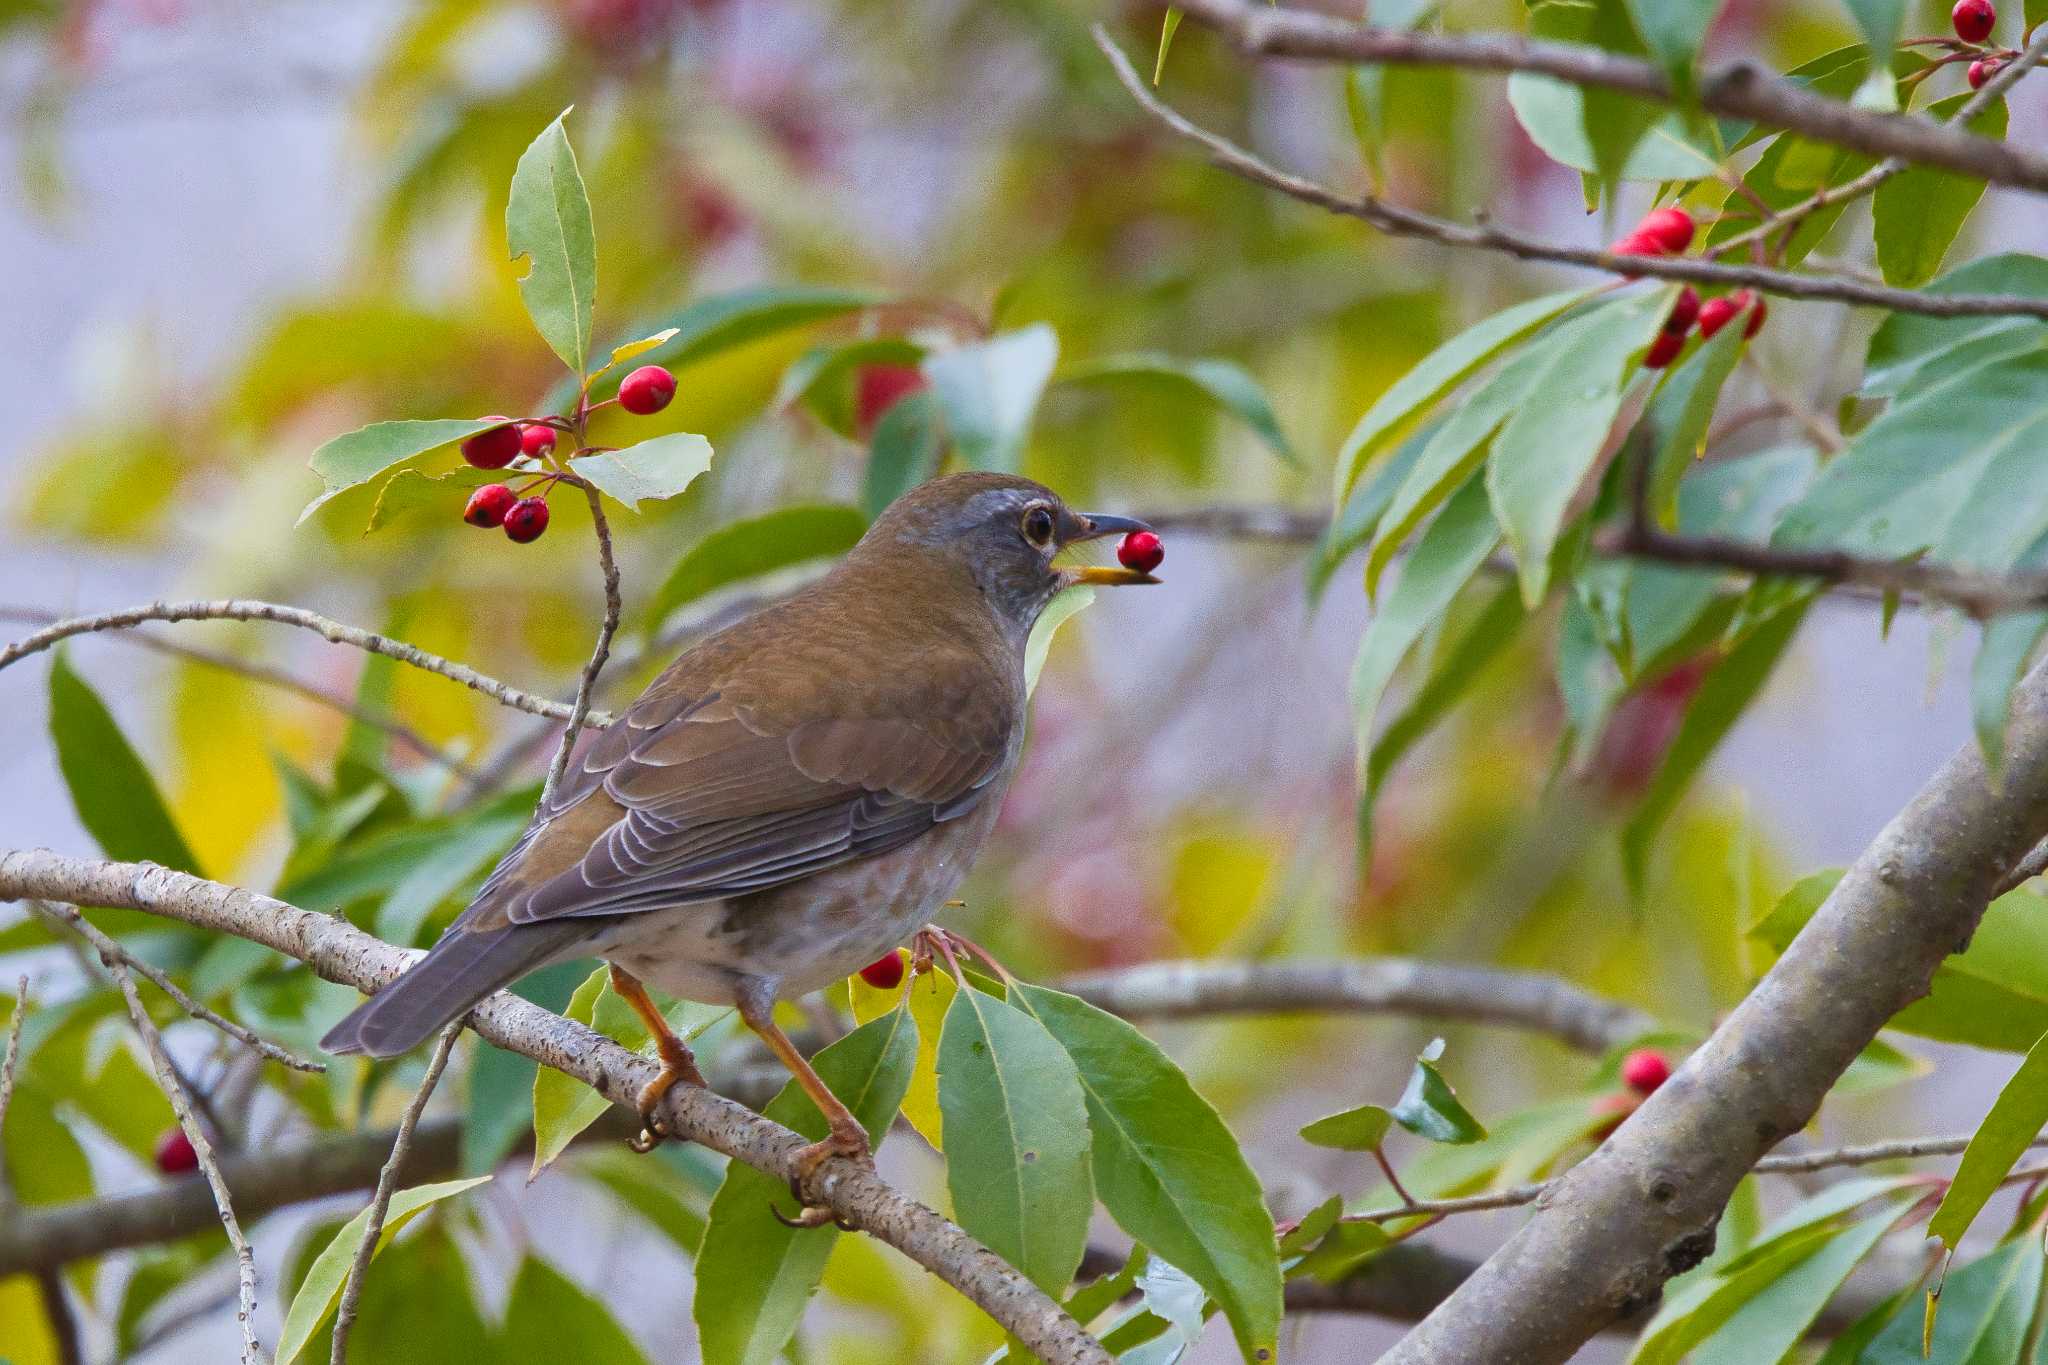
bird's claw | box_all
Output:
[768,1201,855,1232]
[779,1125,871,1219]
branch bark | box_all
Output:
[0,848,1108,1365]
[1171,0,2048,195]
[1384,654,2048,1362]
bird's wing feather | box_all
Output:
[472,675,1011,927]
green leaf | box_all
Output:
[493,1255,652,1365]
[1705,131,1874,270]
[462,958,590,1175]
[1059,353,1297,465]
[1277,1198,1343,1259]
[530,967,723,1178]
[295,1221,493,1363]
[1351,473,1499,830]
[589,327,681,383]
[1621,600,1809,892]
[923,324,1059,472]
[1013,984,1281,1362]
[1293,1219,1394,1283]
[375,807,525,947]
[1863,1235,2043,1364]
[691,1010,917,1365]
[1862,253,2048,397]
[1299,1103,1393,1151]
[1489,289,1672,604]
[644,505,867,631]
[1874,93,2007,288]
[505,109,596,376]
[48,651,201,873]
[1308,419,1436,606]
[569,432,715,510]
[273,1175,492,1365]
[1839,0,1906,108]
[1025,585,1096,698]
[936,987,1094,1294]
[1154,7,1182,84]
[774,337,924,436]
[1390,1038,1487,1143]
[579,1145,714,1255]
[298,418,496,525]
[1645,320,1751,527]
[863,389,943,518]
[1629,1221,1841,1365]
[1778,348,2048,576]
[1622,0,1719,94]
[1973,595,2048,774]
[1333,287,1591,502]
[1928,1027,2048,1252]
[848,956,954,1147]
[1752,879,2048,1053]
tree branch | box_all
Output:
[544,482,622,804]
[1168,0,2048,195]
[0,848,1109,1365]
[0,600,611,728]
[1383,653,2048,1362]
[1097,28,2048,322]
[1056,958,1656,1054]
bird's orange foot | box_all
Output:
[626,1039,709,1154]
[775,1120,871,1228]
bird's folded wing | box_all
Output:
[473,690,1008,926]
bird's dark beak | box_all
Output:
[1061,512,1161,587]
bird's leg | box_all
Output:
[608,964,707,1153]
[735,978,870,1217]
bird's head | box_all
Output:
[858,472,1159,639]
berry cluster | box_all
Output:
[457,364,677,544]
[1935,0,2024,88]
[1606,206,1766,369]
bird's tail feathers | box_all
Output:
[320,922,584,1058]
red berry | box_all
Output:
[1643,329,1685,370]
[464,483,517,528]
[1590,1091,1641,1141]
[1743,294,1767,339]
[1696,295,1741,339]
[1637,205,1696,254]
[519,423,557,458]
[618,365,676,415]
[460,418,522,470]
[854,364,929,439]
[1664,286,1701,335]
[503,497,550,543]
[858,952,906,990]
[1117,530,1165,574]
[154,1127,197,1175]
[1954,0,1995,43]
[1621,1049,1673,1095]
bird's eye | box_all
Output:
[1022,506,1055,547]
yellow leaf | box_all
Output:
[0,1274,59,1365]
[848,954,952,1148]
[590,327,680,381]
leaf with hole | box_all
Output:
[506,109,597,377]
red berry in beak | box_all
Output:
[519,423,557,458]
[858,952,906,990]
[1620,1048,1673,1095]
[1117,530,1165,574]
[154,1127,198,1174]
[503,496,551,543]
[618,365,677,415]
[461,418,522,470]
[464,483,517,528]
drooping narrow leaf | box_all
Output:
[1154,8,1182,84]
[1973,600,2048,774]
[923,324,1059,472]
[1627,1222,1841,1365]
[1861,1235,2043,1363]
[1307,419,1438,606]
[1389,1039,1487,1143]
[1928,1026,2048,1252]
[298,418,497,525]
[1622,0,1720,94]
[644,504,867,632]
[48,651,201,874]
[691,1011,916,1365]
[1645,320,1750,527]
[1489,289,1672,604]
[1874,93,2008,288]
[274,1175,492,1365]
[506,110,597,376]
[569,432,714,510]
[1059,353,1297,465]
[863,390,942,518]
[1013,984,1282,1362]
[936,985,1094,1293]
[1334,286,1591,501]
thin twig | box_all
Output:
[1169,0,2048,194]
[0,607,477,782]
[33,1265,83,1365]
[1710,26,2048,262]
[0,599,610,727]
[98,942,265,1363]
[31,901,323,1072]
[544,481,622,804]
[331,1022,460,1365]
[1095,27,2048,322]
[1994,834,2048,897]
[0,976,25,1208]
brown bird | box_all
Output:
[321,472,1157,1187]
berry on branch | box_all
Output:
[1637,206,1696,254]
[1664,286,1701,335]
[464,483,517,528]
[858,952,906,990]
[1621,1049,1673,1095]
[503,496,551,543]
[619,365,677,415]
[1643,329,1685,369]
[519,423,557,458]
[1953,0,1996,44]
[1118,529,1165,574]
[461,418,523,470]
[1698,290,1765,340]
